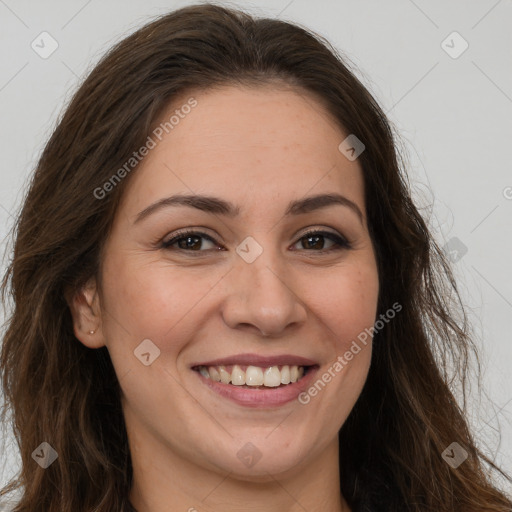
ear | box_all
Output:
[65,276,105,349]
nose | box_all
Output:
[221,248,308,338]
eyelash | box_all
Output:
[161,228,351,254]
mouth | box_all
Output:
[190,353,320,408]
[192,363,314,388]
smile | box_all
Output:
[191,354,320,407]
[193,364,308,388]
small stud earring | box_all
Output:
[89,329,96,335]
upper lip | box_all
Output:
[191,353,318,368]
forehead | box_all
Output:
[119,85,365,219]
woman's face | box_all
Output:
[79,85,379,480]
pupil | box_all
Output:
[305,235,323,250]
[180,236,200,250]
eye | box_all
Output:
[291,229,351,252]
[161,229,220,252]
[161,228,351,254]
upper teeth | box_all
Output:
[197,364,305,387]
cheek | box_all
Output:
[100,254,219,339]
[305,261,379,351]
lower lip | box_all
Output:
[193,366,320,408]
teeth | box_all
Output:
[263,366,281,387]
[245,366,264,386]
[197,364,307,387]
[231,365,245,386]
[281,365,291,384]
[209,366,221,382]
[219,366,231,384]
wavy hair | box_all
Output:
[1,3,511,511]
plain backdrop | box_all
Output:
[0,0,511,498]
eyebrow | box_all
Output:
[134,192,364,225]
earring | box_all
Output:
[89,329,96,335]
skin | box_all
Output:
[69,84,380,512]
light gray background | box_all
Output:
[1,0,511,498]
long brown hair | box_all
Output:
[1,3,511,511]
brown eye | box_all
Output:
[161,229,351,254]
[292,230,350,252]
[162,230,219,251]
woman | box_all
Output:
[1,3,510,511]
